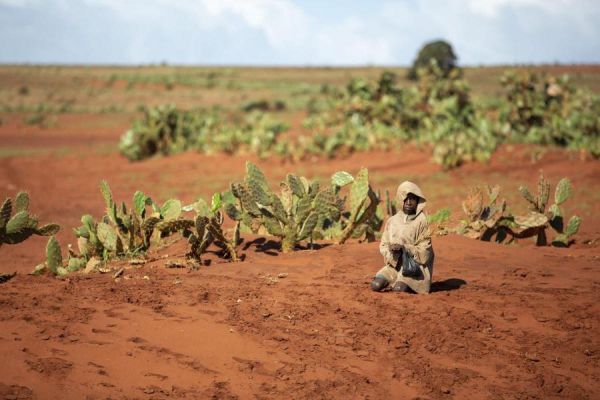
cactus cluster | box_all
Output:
[0,192,59,248]
[498,71,600,157]
[89,182,184,254]
[226,162,342,252]
[118,67,599,169]
[58,181,191,274]
[26,170,583,279]
[224,162,381,252]
[516,174,581,246]
[458,174,581,247]
[119,105,289,161]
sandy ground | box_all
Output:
[1,114,599,399]
[0,235,598,399]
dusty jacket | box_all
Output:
[379,181,434,293]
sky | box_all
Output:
[0,0,599,66]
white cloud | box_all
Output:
[464,0,571,18]
[202,0,310,49]
[314,17,394,64]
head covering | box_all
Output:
[396,181,427,216]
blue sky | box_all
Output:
[1,0,599,65]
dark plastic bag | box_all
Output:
[401,252,421,278]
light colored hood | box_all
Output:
[396,181,427,216]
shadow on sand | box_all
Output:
[243,237,331,256]
[431,278,467,293]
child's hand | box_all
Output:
[388,242,404,252]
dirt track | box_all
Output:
[1,111,600,398]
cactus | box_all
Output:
[261,174,326,252]
[67,182,189,268]
[551,216,582,247]
[518,173,550,214]
[335,168,380,244]
[32,236,68,277]
[516,174,581,246]
[187,214,212,262]
[0,192,60,248]
[119,105,289,161]
[73,214,106,260]
[458,174,582,247]
[458,185,510,241]
[229,162,341,253]
[228,163,379,249]
[98,181,185,256]
[185,193,239,262]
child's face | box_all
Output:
[403,193,419,215]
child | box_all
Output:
[371,181,434,294]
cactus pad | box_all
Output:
[298,212,318,241]
[263,216,284,237]
[463,187,484,221]
[245,161,271,206]
[160,199,182,221]
[286,174,305,197]
[46,236,62,275]
[133,191,148,217]
[514,212,548,228]
[156,219,194,235]
[0,198,12,228]
[97,222,118,252]
[349,168,369,217]
[225,203,242,221]
[554,178,572,206]
[67,257,86,272]
[518,186,537,210]
[14,192,30,213]
[331,171,354,188]
[565,215,581,237]
[5,211,30,234]
[36,224,60,236]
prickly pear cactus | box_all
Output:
[551,216,582,247]
[32,236,69,277]
[335,168,380,244]
[187,215,212,262]
[65,182,189,269]
[0,192,60,248]
[230,161,341,252]
[96,181,187,258]
[185,193,239,262]
[458,185,509,241]
[516,174,581,246]
[518,173,550,214]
